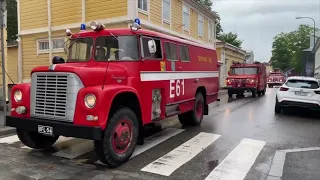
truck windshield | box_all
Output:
[95,36,139,61]
[231,67,258,75]
[67,37,94,62]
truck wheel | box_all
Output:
[178,92,204,126]
[16,129,59,150]
[95,108,139,168]
[262,87,266,95]
[252,89,257,98]
[228,91,233,98]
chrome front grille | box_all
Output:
[31,72,84,122]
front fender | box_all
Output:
[73,85,141,129]
[10,83,31,118]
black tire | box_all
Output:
[95,108,139,168]
[178,92,204,126]
[262,87,266,95]
[275,98,282,114]
[252,88,257,98]
[257,91,261,96]
[16,129,59,150]
[228,91,233,98]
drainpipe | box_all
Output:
[16,0,22,83]
[47,0,52,64]
[81,0,85,23]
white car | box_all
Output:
[275,76,320,113]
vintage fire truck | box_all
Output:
[267,69,286,88]
[5,19,219,168]
[226,62,267,98]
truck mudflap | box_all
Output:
[5,116,102,140]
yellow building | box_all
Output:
[12,0,218,84]
[216,40,246,87]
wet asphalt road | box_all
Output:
[1,87,320,180]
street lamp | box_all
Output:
[296,16,316,76]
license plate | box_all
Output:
[295,91,307,96]
[38,125,53,135]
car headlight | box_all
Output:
[14,90,22,102]
[84,94,96,108]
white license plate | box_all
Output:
[295,92,307,96]
[38,125,53,135]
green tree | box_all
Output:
[218,32,243,48]
[271,24,316,73]
[6,0,18,43]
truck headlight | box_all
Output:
[14,90,22,102]
[84,94,96,108]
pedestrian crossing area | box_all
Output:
[0,127,267,180]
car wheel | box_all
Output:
[95,108,139,168]
[275,98,282,114]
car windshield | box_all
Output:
[95,36,139,61]
[285,79,319,89]
[231,67,258,75]
[67,37,94,62]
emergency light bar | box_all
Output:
[130,18,141,32]
[90,21,105,31]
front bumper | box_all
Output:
[5,116,102,140]
[226,87,256,93]
[278,100,320,110]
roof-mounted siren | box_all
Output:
[80,23,86,31]
[90,21,105,31]
[130,18,141,32]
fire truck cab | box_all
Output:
[226,62,267,98]
[5,19,219,168]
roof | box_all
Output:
[287,76,318,81]
[216,40,246,55]
[75,28,216,51]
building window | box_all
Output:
[138,0,148,12]
[208,21,214,40]
[37,37,65,54]
[163,0,171,23]
[182,4,190,31]
[179,45,190,62]
[198,14,203,36]
[164,42,177,61]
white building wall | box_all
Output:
[314,47,320,79]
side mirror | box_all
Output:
[148,39,157,54]
[52,56,65,64]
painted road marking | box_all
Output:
[96,128,185,165]
[21,136,75,149]
[205,138,266,180]
[267,147,320,180]
[0,135,20,144]
[141,132,220,176]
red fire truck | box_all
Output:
[5,19,219,168]
[226,62,267,98]
[267,69,286,88]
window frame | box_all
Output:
[67,37,94,62]
[140,35,163,60]
[164,41,178,61]
[179,45,190,63]
[182,3,190,31]
[208,20,214,41]
[36,37,66,55]
[138,0,149,15]
[198,14,204,37]
[162,0,171,24]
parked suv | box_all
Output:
[275,76,320,113]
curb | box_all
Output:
[0,126,15,136]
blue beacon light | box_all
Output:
[134,18,141,26]
[80,23,86,31]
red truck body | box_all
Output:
[267,71,286,88]
[226,62,267,98]
[5,21,219,167]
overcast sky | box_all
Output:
[212,0,320,62]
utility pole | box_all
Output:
[0,0,6,119]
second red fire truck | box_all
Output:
[5,19,219,168]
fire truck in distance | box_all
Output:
[5,19,220,168]
[226,62,267,98]
[267,68,286,88]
